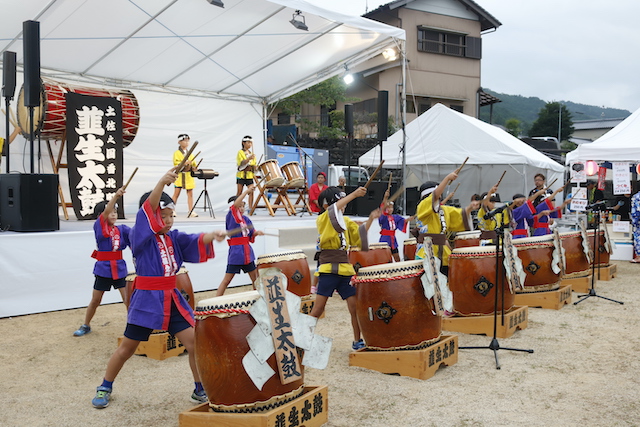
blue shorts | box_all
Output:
[316,274,356,299]
[226,261,256,274]
[94,276,126,291]
[124,301,191,341]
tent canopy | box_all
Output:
[359,103,564,205]
[1,0,405,104]
[566,107,640,163]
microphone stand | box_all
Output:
[459,219,534,370]
[574,207,624,305]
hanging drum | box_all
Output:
[17,79,140,147]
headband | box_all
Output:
[160,200,176,210]
[178,134,189,141]
[420,187,436,198]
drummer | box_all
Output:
[533,186,571,236]
[476,185,509,239]
[172,134,199,218]
[236,135,257,209]
[379,189,412,262]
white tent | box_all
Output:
[566,107,640,163]
[359,103,564,205]
[0,0,405,214]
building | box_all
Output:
[571,118,626,144]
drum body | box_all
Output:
[513,235,561,292]
[448,246,515,316]
[125,267,194,309]
[453,231,482,249]
[353,260,441,350]
[17,80,140,147]
[256,250,311,296]
[349,243,393,272]
[560,231,591,278]
[281,162,305,188]
[403,238,417,261]
[258,160,285,188]
[587,229,610,267]
[195,291,304,412]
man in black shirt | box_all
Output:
[528,173,553,206]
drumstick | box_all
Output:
[388,185,406,203]
[122,167,138,191]
[195,158,204,169]
[495,170,507,188]
[387,172,393,192]
[442,182,460,204]
[452,157,469,177]
[175,141,198,174]
[364,160,385,189]
[545,178,558,189]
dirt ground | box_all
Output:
[1,262,639,427]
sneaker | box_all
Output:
[92,386,112,409]
[188,212,199,218]
[190,389,207,404]
[73,324,91,337]
[352,339,365,351]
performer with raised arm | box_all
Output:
[172,134,199,217]
[236,135,257,209]
[379,189,412,262]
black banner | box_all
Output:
[66,92,124,220]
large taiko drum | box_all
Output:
[448,246,515,316]
[281,162,305,188]
[194,291,304,412]
[256,250,311,296]
[403,238,417,261]
[587,229,610,267]
[453,231,482,248]
[353,260,441,350]
[125,266,194,309]
[258,160,286,188]
[349,242,393,272]
[560,231,591,278]
[17,79,140,147]
[513,234,562,292]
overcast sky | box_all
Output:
[305,0,640,114]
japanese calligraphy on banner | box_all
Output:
[612,162,631,195]
[66,93,123,220]
[597,166,606,191]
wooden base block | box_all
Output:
[562,274,595,293]
[442,306,528,338]
[514,285,572,310]
[348,335,458,380]
[117,331,185,361]
[595,264,617,281]
[179,385,328,427]
[300,295,324,318]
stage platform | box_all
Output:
[0,208,399,318]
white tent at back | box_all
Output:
[359,103,565,205]
[0,0,405,215]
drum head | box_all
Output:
[17,84,45,138]
[196,290,260,311]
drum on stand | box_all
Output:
[17,79,140,146]
[349,242,393,272]
[124,266,194,309]
[352,260,441,350]
[513,235,562,292]
[587,229,610,267]
[258,160,286,188]
[560,231,591,278]
[281,162,306,188]
[194,291,304,413]
[256,250,311,297]
[403,238,417,261]
[448,246,515,316]
[453,231,482,249]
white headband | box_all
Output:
[421,187,436,198]
[160,201,176,211]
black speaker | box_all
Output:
[377,90,389,142]
[344,103,354,136]
[353,182,393,217]
[404,187,419,216]
[0,174,59,232]
[23,20,41,107]
[2,51,17,100]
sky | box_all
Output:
[305,0,640,114]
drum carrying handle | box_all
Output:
[368,307,374,321]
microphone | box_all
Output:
[483,203,509,220]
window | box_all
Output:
[277,113,290,125]
[450,104,464,113]
[417,28,481,59]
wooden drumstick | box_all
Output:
[545,178,558,189]
[387,172,393,192]
[175,141,198,174]
[195,158,204,169]
[442,182,460,204]
[449,157,469,185]
[495,170,507,188]
[122,167,138,191]
[364,160,385,189]
[388,185,406,203]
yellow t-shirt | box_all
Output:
[173,149,197,189]
[316,210,362,276]
[236,150,256,180]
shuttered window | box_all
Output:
[417,28,482,59]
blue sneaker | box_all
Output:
[190,389,207,404]
[352,339,365,351]
[73,324,91,337]
[92,386,111,409]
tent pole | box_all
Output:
[401,39,407,215]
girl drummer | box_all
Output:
[172,134,199,217]
[236,135,257,210]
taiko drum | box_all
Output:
[281,162,306,188]
[403,238,417,261]
[349,242,393,273]
[453,230,482,249]
[256,250,311,296]
[560,231,591,278]
[448,246,515,316]
[258,160,286,188]
[513,234,562,292]
[194,291,304,412]
[353,260,441,350]
[587,229,610,267]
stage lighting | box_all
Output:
[343,73,354,85]
[290,10,308,31]
[206,0,224,7]
[382,48,398,61]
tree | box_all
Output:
[504,118,522,137]
[276,76,354,116]
[529,102,574,142]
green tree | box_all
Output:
[504,118,522,137]
[529,102,574,142]
[276,76,353,116]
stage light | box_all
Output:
[382,48,398,61]
[290,10,308,31]
[343,73,354,85]
[206,0,224,7]
[585,160,599,176]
